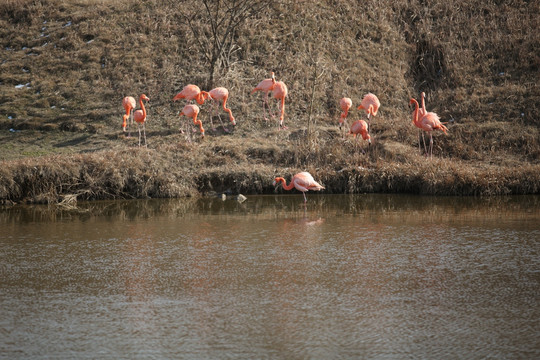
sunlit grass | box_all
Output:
[0,0,538,203]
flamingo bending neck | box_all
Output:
[274,177,295,190]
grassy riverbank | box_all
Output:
[1,0,539,204]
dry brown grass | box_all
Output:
[0,0,539,203]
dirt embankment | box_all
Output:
[0,0,539,204]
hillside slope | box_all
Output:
[0,0,539,203]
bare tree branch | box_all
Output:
[182,0,272,88]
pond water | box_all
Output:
[1,194,539,359]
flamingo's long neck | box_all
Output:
[421,93,426,114]
[192,114,204,134]
[361,129,370,141]
[411,99,419,125]
[139,96,147,119]
[196,92,206,105]
[277,178,295,191]
[279,97,285,121]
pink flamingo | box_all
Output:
[122,96,136,135]
[179,104,204,139]
[348,119,371,152]
[357,93,380,132]
[133,94,150,147]
[339,97,352,131]
[173,84,205,105]
[251,72,276,120]
[201,87,236,131]
[273,172,325,203]
[410,98,448,158]
[272,80,288,129]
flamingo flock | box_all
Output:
[122,74,449,200]
[338,91,447,156]
[124,72,291,144]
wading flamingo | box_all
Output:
[122,96,136,135]
[173,84,205,105]
[357,93,380,132]
[273,172,325,203]
[349,119,371,152]
[339,97,352,131]
[201,87,236,131]
[179,104,204,139]
[133,94,150,147]
[252,72,276,120]
[410,98,448,158]
[272,80,288,129]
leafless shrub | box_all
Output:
[181,0,272,88]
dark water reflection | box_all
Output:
[1,195,539,359]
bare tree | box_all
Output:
[183,0,271,88]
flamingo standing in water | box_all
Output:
[273,172,325,203]
[357,93,380,132]
[179,104,204,139]
[133,94,150,147]
[348,119,371,152]
[252,72,276,120]
[173,84,205,105]
[122,96,136,135]
[272,80,288,129]
[339,97,352,131]
[410,98,448,158]
[201,87,236,131]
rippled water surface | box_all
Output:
[1,195,539,359]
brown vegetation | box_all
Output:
[0,0,539,204]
